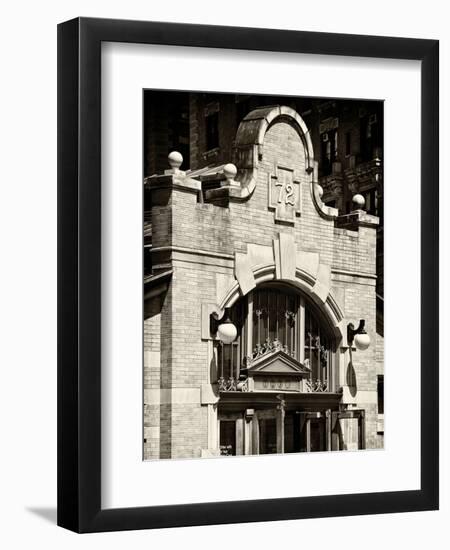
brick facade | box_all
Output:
[143,102,383,459]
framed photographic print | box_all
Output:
[57,17,439,533]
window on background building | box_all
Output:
[215,284,334,390]
[235,97,251,128]
[345,131,352,156]
[206,111,219,150]
[362,188,378,216]
[320,129,338,176]
[360,113,380,162]
[377,375,384,415]
[377,193,384,223]
[346,199,352,214]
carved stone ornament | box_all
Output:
[268,165,301,224]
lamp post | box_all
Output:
[210,309,238,344]
[347,319,371,351]
[210,309,238,392]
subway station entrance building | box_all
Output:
[143,105,383,459]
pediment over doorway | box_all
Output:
[246,344,310,378]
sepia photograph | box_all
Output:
[0,0,441,540]
[143,90,384,460]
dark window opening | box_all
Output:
[320,129,338,176]
[360,113,380,162]
[377,375,384,415]
[284,413,301,453]
[345,131,352,156]
[309,420,326,452]
[377,194,384,223]
[206,112,219,150]
[362,188,378,216]
[259,418,277,454]
[236,98,251,128]
[346,199,352,214]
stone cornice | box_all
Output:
[335,210,379,230]
[332,268,377,281]
[144,269,173,300]
[151,245,234,261]
[144,172,201,195]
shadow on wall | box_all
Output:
[332,419,345,450]
[346,360,358,398]
[210,354,219,397]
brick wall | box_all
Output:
[143,297,161,459]
[144,111,381,459]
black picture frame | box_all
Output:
[57,17,439,533]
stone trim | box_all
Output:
[201,384,219,405]
[276,233,296,280]
[151,245,234,261]
[144,388,201,405]
[235,251,256,295]
[152,245,235,270]
[310,162,339,221]
[332,268,377,280]
[312,263,332,303]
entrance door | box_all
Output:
[298,411,332,452]
[331,410,366,451]
[218,407,366,455]
[218,414,244,456]
[219,420,236,456]
[309,419,326,452]
[284,412,301,453]
[219,410,281,456]
[258,417,277,454]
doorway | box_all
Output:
[258,417,277,454]
[218,407,366,455]
[298,411,331,452]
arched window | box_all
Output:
[215,283,334,392]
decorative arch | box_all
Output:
[231,105,338,220]
[213,269,344,396]
[219,262,344,344]
[235,105,314,167]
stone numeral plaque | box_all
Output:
[268,165,301,224]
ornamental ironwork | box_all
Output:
[305,379,328,392]
[217,376,237,392]
[217,338,331,393]
[217,377,248,392]
[306,332,329,368]
[245,337,295,368]
[285,310,297,325]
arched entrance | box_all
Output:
[215,282,359,455]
